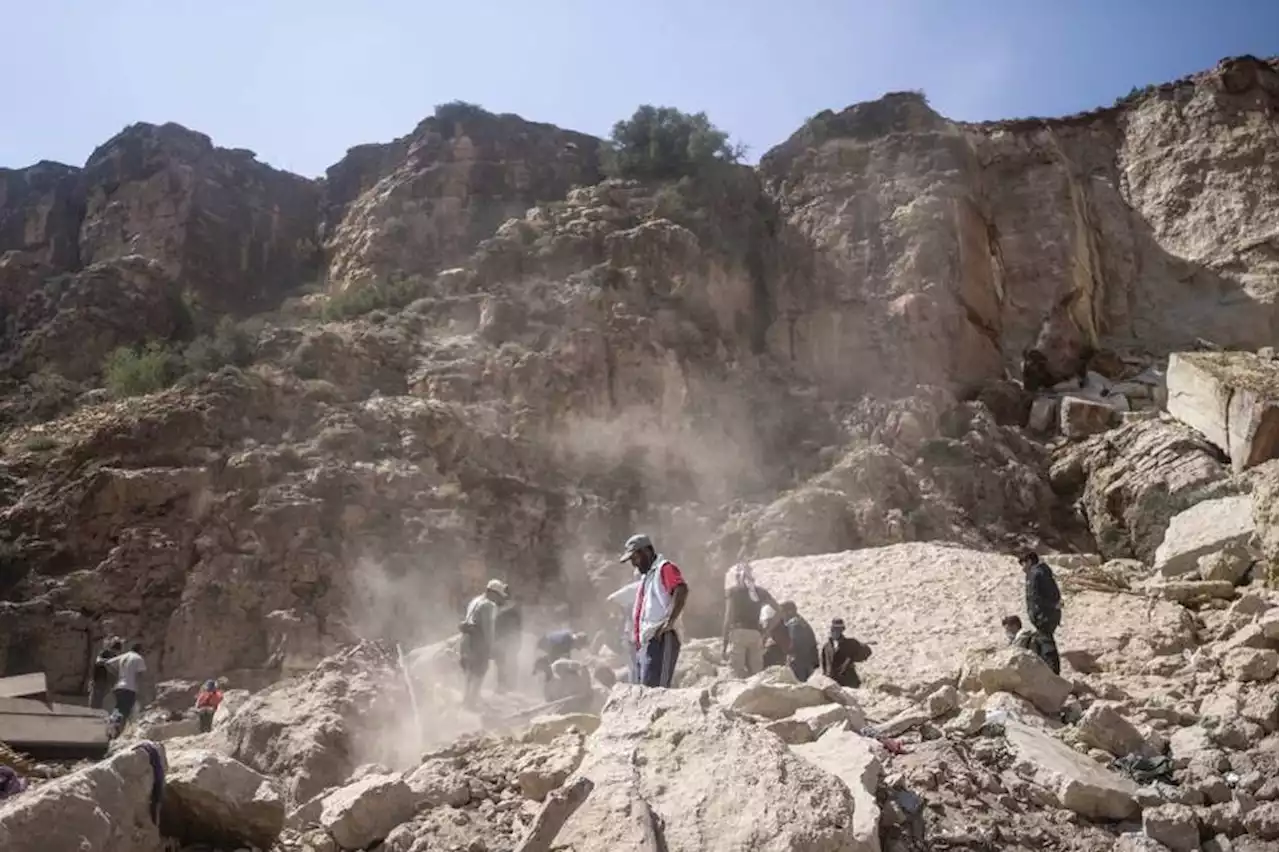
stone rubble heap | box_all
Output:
[2,536,1276,852]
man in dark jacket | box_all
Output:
[1020,551,1062,675]
[820,618,872,688]
[89,637,123,710]
[780,602,819,682]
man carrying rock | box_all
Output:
[620,534,688,689]
[460,579,508,706]
[820,618,871,688]
[1019,551,1062,675]
[720,562,780,677]
[781,601,819,682]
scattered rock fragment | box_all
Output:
[1222,648,1279,682]
[1142,802,1202,852]
[1061,395,1117,438]
[1077,703,1151,758]
[1153,579,1237,603]
[1243,802,1279,840]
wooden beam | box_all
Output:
[0,672,47,699]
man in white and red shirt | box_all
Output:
[619,533,689,688]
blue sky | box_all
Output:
[2,0,1276,176]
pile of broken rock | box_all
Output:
[2,566,1277,852]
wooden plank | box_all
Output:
[0,672,47,699]
[0,697,105,719]
[0,711,107,748]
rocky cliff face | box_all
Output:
[78,122,323,314]
[760,55,1278,395]
[321,105,603,290]
[0,56,1274,696]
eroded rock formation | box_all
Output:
[0,55,1273,705]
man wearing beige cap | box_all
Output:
[459,578,508,706]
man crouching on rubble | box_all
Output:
[620,534,689,688]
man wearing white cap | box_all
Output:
[459,579,508,706]
[619,533,689,688]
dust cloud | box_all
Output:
[332,371,816,755]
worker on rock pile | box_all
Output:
[459,579,508,707]
[533,629,589,676]
[620,533,688,689]
[89,636,123,710]
[194,679,224,733]
[1001,614,1060,674]
[1019,551,1062,675]
[820,618,872,688]
[760,603,791,669]
[541,658,593,702]
[720,562,780,678]
[780,601,820,682]
[107,642,148,726]
[493,591,523,694]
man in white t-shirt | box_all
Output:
[108,642,148,722]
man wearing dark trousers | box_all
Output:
[620,534,689,688]
[1020,551,1062,675]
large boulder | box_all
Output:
[1050,418,1230,561]
[1154,496,1258,578]
[715,666,830,719]
[1004,719,1139,820]
[559,685,878,851]
[1165,352,1278,473]
[752,544,1192,695]
[318,774,417,851]
[959,647,1074,715]
[161,748,285,849]
[215,643,410,804]
[1076,703,1150,758]
[0,747,165,852]
[791,728,883,851]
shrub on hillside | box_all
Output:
[604,105,746,182]
[320,277,425,321]
[183,316,257,375]
[103,342,179,398]
[433,100,493,137]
